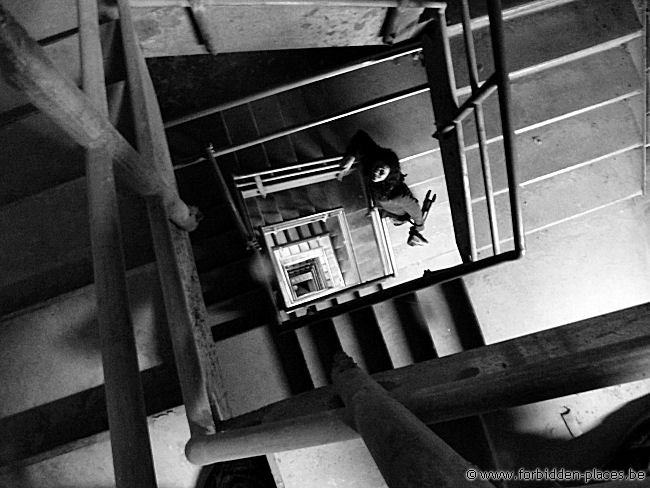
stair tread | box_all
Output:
[199,257,256,304]
[473,146,643,252]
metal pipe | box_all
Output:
[642,0,650,195]
[212,84,430,157]
[487,0,525,257]
[233,156,342,180]
[165,43,424,128]
[460,0,480,92]
[433,74,497,137]
[454,120,478,261]
[474,103,501,254]
[205,145,257,247]
[237,163,341,189]
[79,2,158,486]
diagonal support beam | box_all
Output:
[0,4,198,231]
[115,0,230,432]
[422,11,476,262]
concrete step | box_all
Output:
[199,257,256,305]
[450,0,642,90]
[212,325,295,417]
[192,230,249,273]
[473,147,644,253]
[294,325,330,388]
[221,104,269,173]
[0,113,85,207]
[301,320,343,386]
[254,194,284,225]
[249,96,299,166]
[331,292,393,374]
[0,178,155,315]
[394,39,643,188]
[206,287,272,341]
[275,89,326,162]
[471,97,643,198]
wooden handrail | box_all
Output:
[115,0,230,433]
[79,1,158,486]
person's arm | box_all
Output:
[345,130,377,160]
[337,130,378,180]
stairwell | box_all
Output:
[0,0,647,486]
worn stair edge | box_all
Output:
[473,146,644,253]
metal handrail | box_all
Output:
[461,0,501,254]
[211,84,430,157]
[205,145,258,248]
[487,0,525,257]
[165,42,424,128]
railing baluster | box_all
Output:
[455,120,478,261]
[487,0,526,257]
[461,0,501,256]
[475,104,501,254]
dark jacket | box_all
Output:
[346,130,424,229]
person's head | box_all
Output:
[371,162,391,182]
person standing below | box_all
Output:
[337,130,427,244]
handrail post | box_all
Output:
[422,11,475,263]
[460,0,501,255]
[487,0,526,257]
[79,1,158,486]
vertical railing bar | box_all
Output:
[438,10,459,105]
[643,0,648,195]
[461,0,501,256]
[370,208,394,277]
[486,0,525,257]
[461,0,480,93]
[454,120,478,261]
[380,213,397,276]
[206,145,257,247]
[338,211,363,284]
[474,104,501,255]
